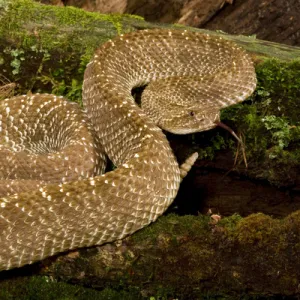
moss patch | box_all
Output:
[0,274,278,300]
[41,212,300,298]
[0,0,145,102]
[0,0,140,50]
[0,275,141,300]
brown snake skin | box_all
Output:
[0,29,256,270]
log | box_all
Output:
[43,212,300,298]
[0,0,299,98]
[0,0,300,298]
[1,212,300,298]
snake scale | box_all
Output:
[0,29,256,271]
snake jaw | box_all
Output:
[154,106,222,134]
[191,109,221,133]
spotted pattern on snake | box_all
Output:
[0,29,256,270]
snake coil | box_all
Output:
[0,29,256,270]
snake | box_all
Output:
[0,29,256,271]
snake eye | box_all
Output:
[189,111,195,117]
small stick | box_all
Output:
[215,121,248,168]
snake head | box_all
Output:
[141,78,222,135]
[157,107,221,134]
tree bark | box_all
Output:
[0,0,300,298]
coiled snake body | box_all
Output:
[0,29,256,270]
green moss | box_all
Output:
[2,0,122,50]
[0,275,140,299]
[212,59,300,185]
[1,0,146,50]
[218,213,243,235]
[234,213,280,245]
[196,133,232,160]
[132,213,210,243]
[107,13,141,35]
[3,48,25,75]
[255,59,300,121]
[2,213,297,299]
[0,0,147,101]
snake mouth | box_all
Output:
[162,122,219,135]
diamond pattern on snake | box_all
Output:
[0,29,256,270]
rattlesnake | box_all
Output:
[0,29,256,271]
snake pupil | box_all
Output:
[190,111,195,117]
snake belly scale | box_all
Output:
[0,29,256,270]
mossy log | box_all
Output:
[1,213,300,298]
[0,0,300,298]
[45,212,300,298]
[0,0,300,98]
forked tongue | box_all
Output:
[215,121,248,168]
[215,121,242,143]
